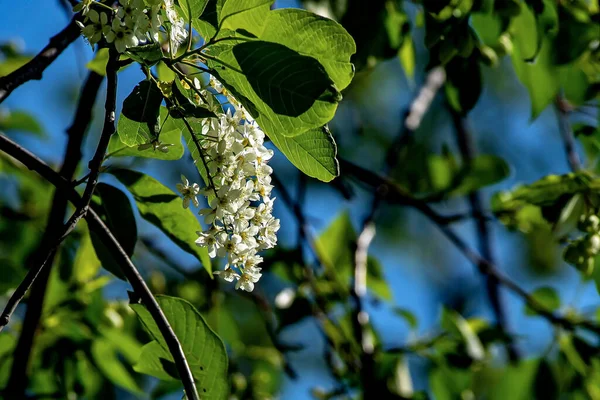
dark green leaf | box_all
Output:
[210,40,341,137]
[117,80,164,146]
[108,108,185,160]
[130,295,228,398]
[111,169,212,275]
[90,182,138,280]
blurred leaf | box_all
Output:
[492,172,599,214]
[90,182,138,280]
[445,57,482,115]
[72,223,101,283]
[112,169,212,275]
[393,308,418,329]
[430,365,472,400]
[440,308,485,361]
[490,359,539,400]
[510,4,559,119]
[91,338,143,394]
[0,109,44,137]
[0,55,30,76]
[130,295,228,398]
[524,286,560,315]
[86,48,109,76]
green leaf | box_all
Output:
[510,4,559,119]
[168,79,216,119]
[210,40,341,137]
[492,172,599,213]
[86,48,109,75]
[445,57,482,115]
[91,339,143,394]
[127,44,164,67]
[111,169,212,275]
[108,108,185,160]
[218,0,273,33]
[248,9,356,91]
[90,183,138,280]
[393,308,418,329]
[525,286,560,316]
[130,295,228,398]
[73,224,101,283]
[117,79,164,146]
[428,154,510,197]
[489,359,539,400]
[268,125,339,182]
[0,109,44,137]
[134,341,179,381]
[178,0,209,21]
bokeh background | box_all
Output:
[1,0,599,398]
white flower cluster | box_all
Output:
[75,0,188,53]
[177,77,280,292]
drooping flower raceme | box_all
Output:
[177,77,280,292]
[75,0,188,53]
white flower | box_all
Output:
[105,19,139,52]
[195,228,224,258]
[176,175,200,208]
[236,267,262,292]
[80,10,109,44]
[214,267,239,283]
[180,75,279,292]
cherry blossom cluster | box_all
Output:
[74,0,187,53]
[177,76,280,292]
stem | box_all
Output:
[57,49,119,242]
[555,95,582,172]
[0,134,200,400]
[0,17,81,104]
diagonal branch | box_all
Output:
[450,110,519,361]
[0,134,200,400]
[340,158,600,336]
[0,17,81,104]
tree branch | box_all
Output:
[3,70,104,395]
[450,110,519,361]
[0,17,81,104]
[340,158,600,336]
[0,134,200,400]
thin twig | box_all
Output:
[58,49,119,242]
[0,134,200,400]
[450,109,519,362]
[0,17,81,104]
[555,95,582,171]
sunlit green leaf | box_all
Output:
[111,169,211,275]
[130,295,228,398]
